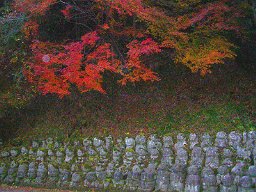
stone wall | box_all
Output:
[0,131,256,191]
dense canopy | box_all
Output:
[0,0,255,102]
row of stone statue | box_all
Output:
[0,131,255,191]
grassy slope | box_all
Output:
[1,63,256,145]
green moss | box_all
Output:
[125,148,135,153]
[59,147,65,153]
[59,162,71,170]
[47,143,54,150]
[38,147,47,153]
[17,156,30,164]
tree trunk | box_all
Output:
[250,0,256,27]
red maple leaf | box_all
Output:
[61,5,72,19]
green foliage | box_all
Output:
[0,83,35,118]
[0,5,25,51]
[0,3,35,118]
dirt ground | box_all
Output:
[0,185,74,192]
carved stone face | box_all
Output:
[37,163,46,177]
[21,147,28,155]
[93,138,103,147]
[83,138,92,147]
[190,133,197,140]
[60,169,70,181]
[65,148,74,156]
[10,150,18,157]
[215,132,227,148]
[163,136,173,147]
[48,164,57,177]
[136,144,147,156]
[125,137,135,147]
[71,173,81,183]
[17,164,27,178]
[77,149,83,157]
[32,141,39,148]
[228,131,241,148]
[114,170,123,181]
[135,135,146,144]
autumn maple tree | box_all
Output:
[10,0,245,97]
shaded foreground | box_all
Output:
[2,64,256,143]
[0,185,72,192]
[0,131,256,191]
